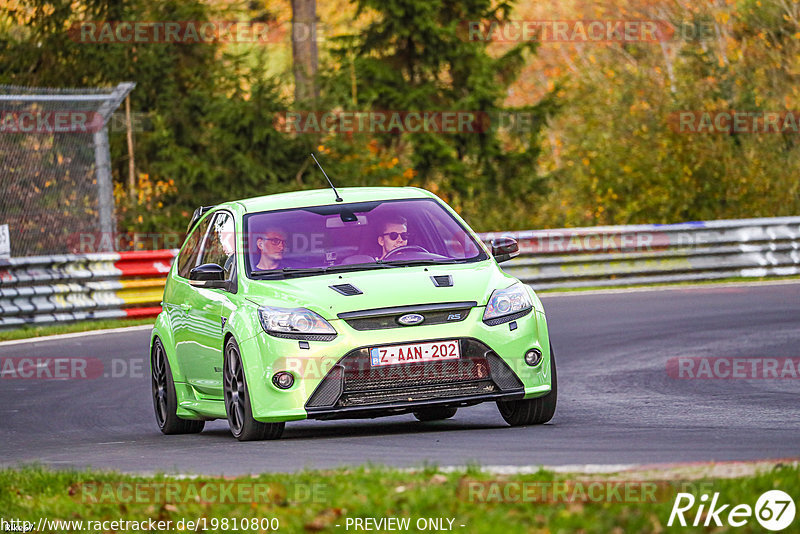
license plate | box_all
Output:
[370,340,460,367]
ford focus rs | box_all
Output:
[150,187,556,440]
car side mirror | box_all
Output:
[189,263,228,289]
[491,237,519,264]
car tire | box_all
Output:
[496,345,558,426]
[151,337,205,435]
[223,337,285,441]
[413,406,458,422]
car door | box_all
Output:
[167,214,211,380]
[178,210,237,398]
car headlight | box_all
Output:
[257,306,337,340]
[483,282,533,325]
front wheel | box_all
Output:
[497,345,558,426]
[223,337,284,441]
[151,338,205,435]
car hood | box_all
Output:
[243,261,515,320]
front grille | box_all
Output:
[341,353,490,391]
[339,301,475,331]
[340,381,497,406]
[305,338,524,410]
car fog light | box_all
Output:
[524,349,542,367]
[272,371,294,389]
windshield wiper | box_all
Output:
[250,259,455,279]
[323,263,394,273]
[250,263,395,279]
[381,258,461,267]
[249,267,327,279]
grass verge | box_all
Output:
[0,319,153,342]
[0,463,797,533]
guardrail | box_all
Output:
[1,216,798,328]
[479,216,800,289]
[0,250,175,328]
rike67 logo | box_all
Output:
[668,490,795,531]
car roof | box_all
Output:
[228,186,434,213]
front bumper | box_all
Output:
[236,306,552,423]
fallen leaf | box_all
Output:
[305,508,343,531]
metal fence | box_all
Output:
[0,83,134,257]
[479,216,800,289]
[0,216,798,328]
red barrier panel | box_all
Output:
[125,306,164,318]
[115,250,177,277]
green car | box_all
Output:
[150,187,556,440]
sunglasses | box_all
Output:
[382,231,409,241]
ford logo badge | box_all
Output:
[397,313,424,326]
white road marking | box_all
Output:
[434,464,637,474]
[0,324,152,347]
[433,458,799,477]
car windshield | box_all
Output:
[244,198,487,278]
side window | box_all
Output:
[198,211,236,280]
[177,216,211,278]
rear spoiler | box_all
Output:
[187,206,215,233]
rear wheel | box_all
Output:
[497,345,558,426]
[151,338,204,435]
[223,337,284,441]
[413,406,458,422]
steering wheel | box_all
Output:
[382,245,429,260]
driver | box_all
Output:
[376,216,408,260]
[254,227,288,270]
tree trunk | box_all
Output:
[291,0,318,104]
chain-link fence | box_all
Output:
[0,83,134,257]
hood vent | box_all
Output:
[430,275,453,287]
[330,283,363,296]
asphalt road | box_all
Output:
[1,282,798,475]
